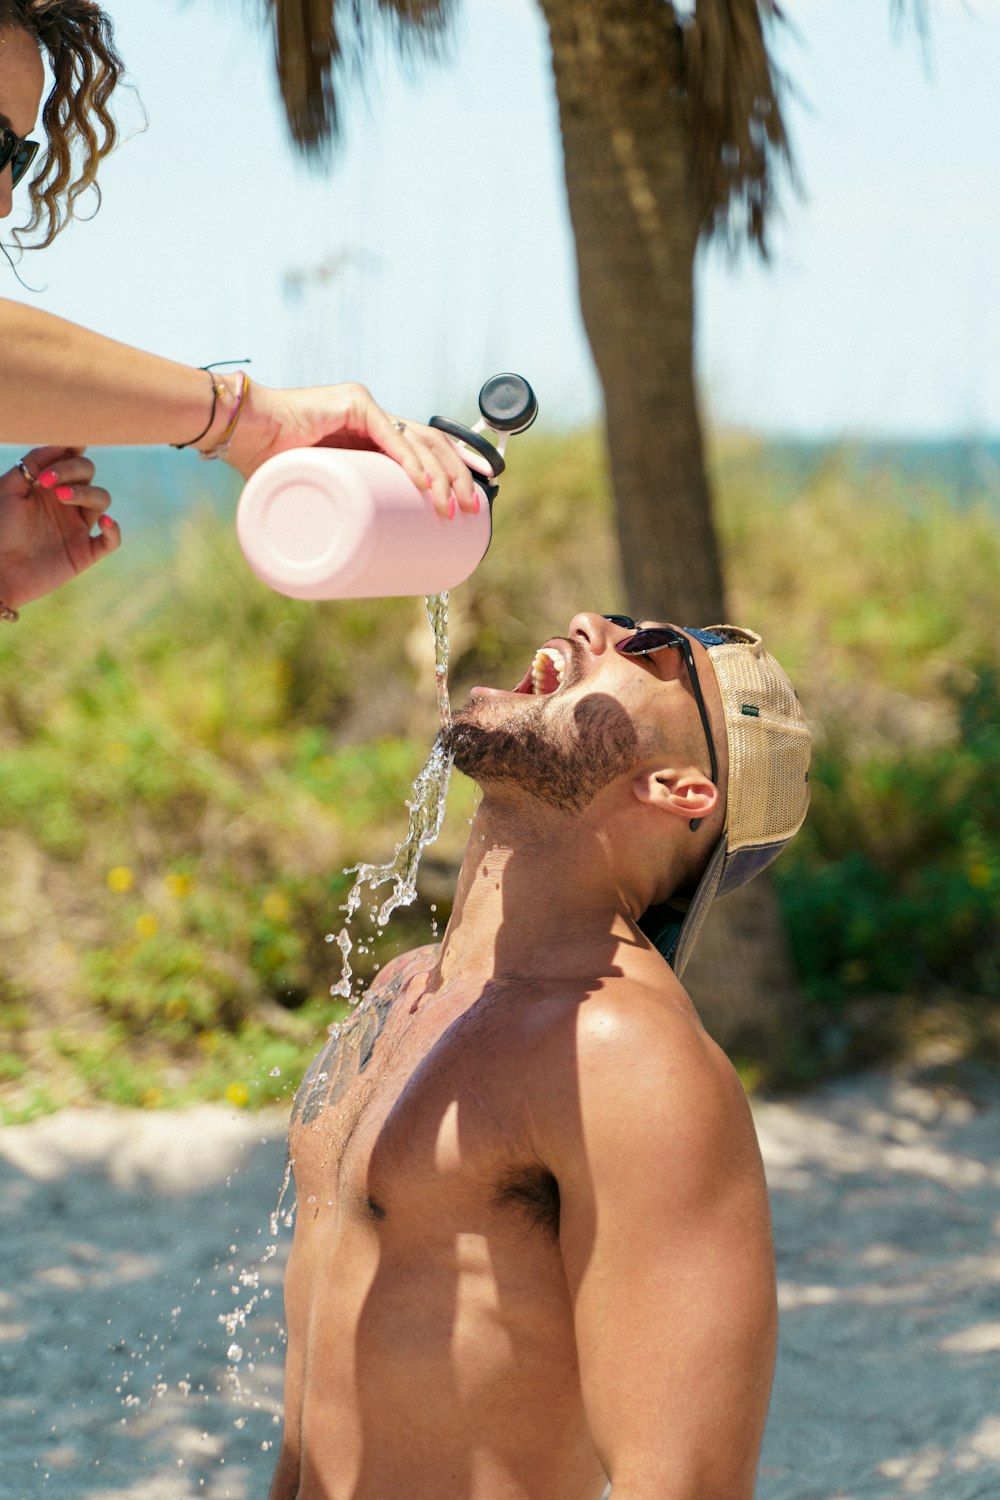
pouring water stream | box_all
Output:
[328,590,454,1002]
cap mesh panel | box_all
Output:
[708,639,810,854]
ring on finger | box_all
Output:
[391,419,406,434]
[16,458,37,485]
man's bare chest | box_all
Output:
[287,960,557,1234]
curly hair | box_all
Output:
[0,0,125,249]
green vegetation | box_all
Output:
[1,431,997,1118]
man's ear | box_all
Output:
[631,767,720,826]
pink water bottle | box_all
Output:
[236,374,537,600]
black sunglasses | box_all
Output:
[602,614,719,790]
[0,124,40,187]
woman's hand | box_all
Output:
[0,447,120,610]
[223,381,482,520]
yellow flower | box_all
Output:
[135,913,159,939]
[225,1082,250,1109]
[262,890,290,922]
[967,863,992,889]
[165,872,193,899]
[107,866,134,894]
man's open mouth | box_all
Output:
[512,644,568,696]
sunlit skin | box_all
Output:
[274,613,778,1500]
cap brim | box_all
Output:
[672,834,728,978]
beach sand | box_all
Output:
[1,1067,998,1500]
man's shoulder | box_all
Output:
[524,969,756,1174]
[374,942,439,994]
[529,963,730,1088]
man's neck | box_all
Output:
[435,791,644,988]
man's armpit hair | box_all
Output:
[493,1162,561,1239]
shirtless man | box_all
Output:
[272,610,811,1500]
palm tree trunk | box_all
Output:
[538,0,800,1055]
[538,0,725,624]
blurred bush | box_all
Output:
[714,440,1000,1062]
[0,431,997,1117]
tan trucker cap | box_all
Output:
[637,624,811,976]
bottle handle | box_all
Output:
[427,416,505,477]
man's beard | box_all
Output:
[446,691,641,815]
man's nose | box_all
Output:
[567,612,621,655]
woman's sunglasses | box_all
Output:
[0,124,40,186]
[603,614,719,788]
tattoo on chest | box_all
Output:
[291,956,422,1128]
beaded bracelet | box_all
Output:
[198,372,252,462]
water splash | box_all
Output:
[330,593,454,1002]
[222,1159,295,1399]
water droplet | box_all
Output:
[227,1343,243,1362]
[269,1066,281,1077]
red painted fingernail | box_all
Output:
[473,492,481,515]
[39,470,58,489]
[100,515,115,531]
[424,471,433,491]
[56,485,75,501]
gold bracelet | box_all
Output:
[1,600,20,622]
[198,372,252,461]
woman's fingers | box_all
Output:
[405,422,482,516]
[13,448,113,529]
[381,419,482,520]
[356,396,480,520]
[361,404,452,518]
[56,482,111,518]
[88,514,121,563]
[35,453,97,493]
[16,444,86,483]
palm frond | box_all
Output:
[681,0,793,256]
[890,0,929,42]
[263,0,455,155]
[890,0,932,72]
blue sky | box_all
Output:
[12,0,1000,436]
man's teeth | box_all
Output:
[531,648,566,696]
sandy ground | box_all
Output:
[1,1067,999,1500]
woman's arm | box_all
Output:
[0,299,477,514]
